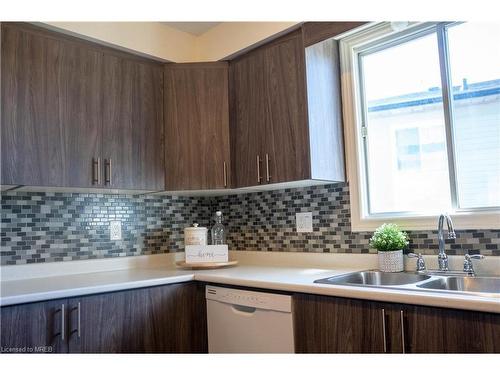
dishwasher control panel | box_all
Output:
[206,285,292,312]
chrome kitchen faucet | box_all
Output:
[437,213,456,271]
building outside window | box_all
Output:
[339,22,500,230]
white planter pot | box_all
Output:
[378,249,404,272]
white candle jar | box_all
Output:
[184,223,208,246]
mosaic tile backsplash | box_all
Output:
[1,192,211,265]
[1,183,499,265]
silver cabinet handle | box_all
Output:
[54,304,66,341]
[92,158,101,185]
[256,155,262,183]
[223,161,228,188]
[381,308,387,353]
[61,303,65,342]
[97,158,101,185]
[400,310,406,354]
[70,302,81,339]
[92,158,97,184]
[77,302,81,338]
[265,153,271,182]
[104,159,112,186]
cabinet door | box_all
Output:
[67,288,148,353]
[147,282,208,353]
[229,49,268,188]
[263,31,310,184]
[293,294,386,353]
[102,54,164,191]
[0,299,68,353]
[1,24,102,188]
[400,305,500,353]
[67,282,207,353]
[164,63,230,190]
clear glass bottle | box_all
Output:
[210,211,226,245]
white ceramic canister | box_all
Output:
[184,223,208,246]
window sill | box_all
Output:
[351,211,500,232]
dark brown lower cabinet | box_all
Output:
[3,286,498,354]
[0,282,207,354]
[69,282,207,353]
[0,299,67,353]
[401,304,500,353]
[293,293,500,353]
[67,288,143,353]
[148,281,207,353]
[293,294,386,353]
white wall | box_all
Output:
[41,22,300,62]
[43,22,198,62]
[195,22,298,61]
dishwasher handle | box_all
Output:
[231,304,258,315]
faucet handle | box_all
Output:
[408,253,426,272]
[466,253,485,260]
[463,253,485,275]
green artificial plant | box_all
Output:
[370,223,409,252]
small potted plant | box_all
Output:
[370,223,409,272]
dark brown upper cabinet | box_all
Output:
[164,62,230,190]
[229,49,269,188]
[264,31,311,185]
[1,23,102,188]
[102,54,164,191]
[229,28,345,188]
[0,23,164,191]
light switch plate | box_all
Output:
[296,212,313,233]
[109,221,122,241]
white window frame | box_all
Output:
[339,22,500,231]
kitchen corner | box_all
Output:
[1,17,499,358]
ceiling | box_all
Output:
[162,22,221,36]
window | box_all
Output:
[446,23,500,209]
[340,22,500,230]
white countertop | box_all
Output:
[1,252,499,313]
[1,268,194,306]
[195,265,500,313]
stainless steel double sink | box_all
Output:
[314,270,500,296]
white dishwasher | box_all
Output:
[206,285,294,353]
